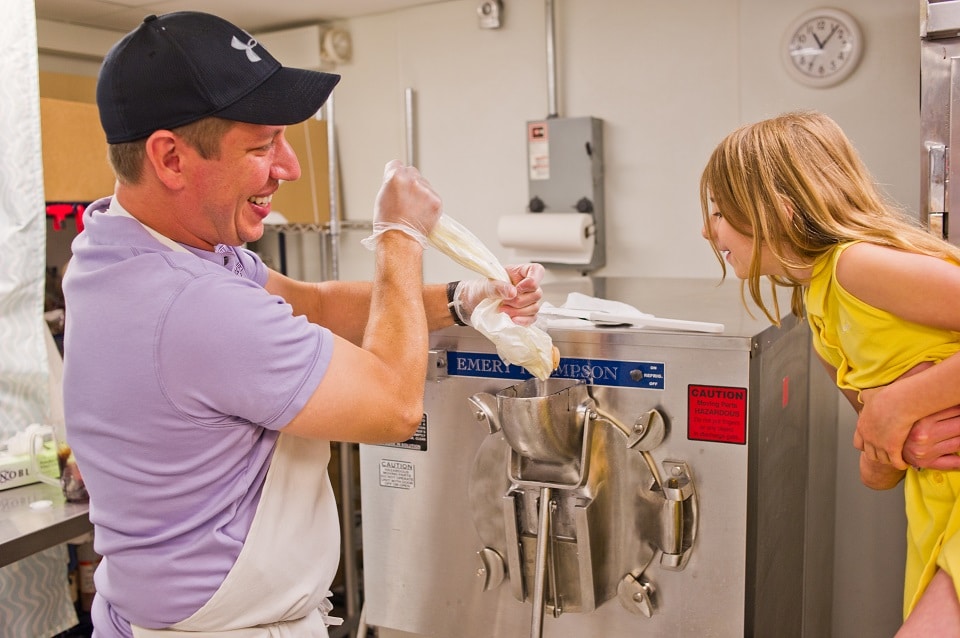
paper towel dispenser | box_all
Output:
[499,116,605,272]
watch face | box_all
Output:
[784,9,862,87]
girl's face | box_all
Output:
[702,197,785,280]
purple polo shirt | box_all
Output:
[62,197,334,637]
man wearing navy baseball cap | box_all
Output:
[96,12,342,144]
[62,11,546,638]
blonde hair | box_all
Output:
[107,117,236,185]
[699,110,960,324]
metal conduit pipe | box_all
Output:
[404,87,417,166]
[324,94,361,637]
[326,96,342,282]
[545,0,559,118]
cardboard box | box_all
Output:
[271,117,332,225]
[0,444,61,492]
[39,97,116,203]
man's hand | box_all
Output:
[857,360,960,470]
[903,406,960,470]
[454,263,545,327]
[368,160,443,246]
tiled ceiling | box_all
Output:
[34,0,444,33]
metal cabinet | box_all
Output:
[359,277,836,638]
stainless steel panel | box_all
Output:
[359,277,834,637]
[923,0,960,39]
[920,20,960,244]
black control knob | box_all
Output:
[529,196,546,213]
[575,197,594,213]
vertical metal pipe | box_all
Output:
[325,94,360,635]
[338,442,359,635]
[326,96,341,282]
[404,87,417,166]
[530,486,553,638]
[545,0,558,118]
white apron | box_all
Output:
[132,433,342,637]
[104,201,342,637]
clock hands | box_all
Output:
[820,24,839,48]
[812,24,839,50]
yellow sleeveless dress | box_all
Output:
[806,241,960,618]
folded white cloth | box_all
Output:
[539,292,647,329]
[563,292,651,318]
[539,293,724,334]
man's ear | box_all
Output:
[144,130,187,190]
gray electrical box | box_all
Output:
[526,116,605,270]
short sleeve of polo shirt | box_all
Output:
[155,271,332,430]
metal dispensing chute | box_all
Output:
[468,377,697,638]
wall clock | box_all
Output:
[782,8,863,88]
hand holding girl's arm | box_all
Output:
[836,244,960,468]
[854,355,960,470]
[903,404,960,471]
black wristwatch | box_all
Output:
[446,281,467,326]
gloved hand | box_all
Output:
[362,160,443,249]
[453,263,545,327]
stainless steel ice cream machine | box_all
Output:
[359,278,837,637]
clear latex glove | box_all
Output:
[427,214,508,280]
[428,214,557,380]
[361,160,442,249]
[469,298,557,381]
[453,263,545,327]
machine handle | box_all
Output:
[598,407,698,570]
[659,460,698,571]
[927,143,948,239]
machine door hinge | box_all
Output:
[427,349,448,381]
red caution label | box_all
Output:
[687,384,747,444]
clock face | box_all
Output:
[783,9,863,88]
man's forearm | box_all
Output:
[860,453,906,490]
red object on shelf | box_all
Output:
[46,202,87,232]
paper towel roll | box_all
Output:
[497,213,595,264]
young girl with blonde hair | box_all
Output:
[700,110,960,636]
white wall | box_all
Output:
[330,1,919,286]
[36,1,918,635]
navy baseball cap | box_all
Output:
[97,12,341,144]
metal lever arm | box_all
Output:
[658,460,698,570]
[597,407,698,570]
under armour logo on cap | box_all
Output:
[230,36,262,63]
[96,11,340,144]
